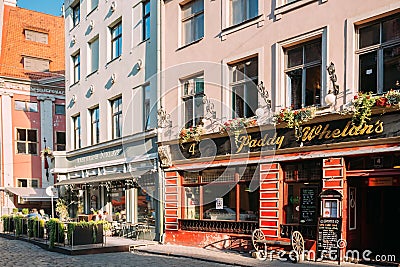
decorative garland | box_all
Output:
[273,106,317,140]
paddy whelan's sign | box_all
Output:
[171,112,400,160]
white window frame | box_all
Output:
[230,0,259,26]
[110,97,122,139]
[16,128,38,155]
[17,178,39,188]
[24,29,48,44]
[90,106,100,145]
[143,0,151,41]
[72,114,81,149]
[72,51,81,84]
[72,2,80,28]
[181,75,205,128]
[181,0,204,46]
[275,28,328,110]
[88,36,99,74]
[274,0,327,20]
[110,20,122,61]
[15,100,38,112]
[55,131,66,151]
[143,84,151,130]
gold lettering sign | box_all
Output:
[236,133,284,153]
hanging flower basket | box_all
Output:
[40,147,54,159]
[273,106,316,140]
[220,117,257,144]
[179,125,206,143]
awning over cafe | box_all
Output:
[54,169,151,186]
[4,187,59,202]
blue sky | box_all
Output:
[17,0,64,16]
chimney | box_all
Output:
[4,0,17,7]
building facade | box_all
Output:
[0,0,66,215]
[159,0,400,259]
[53,0,162,240]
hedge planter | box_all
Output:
[1,215,15,233]
[47,219,65,248]
[68,222,103,246]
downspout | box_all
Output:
[156,0,165,243]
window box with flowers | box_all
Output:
[179,125,206,143]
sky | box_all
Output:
[17,0,64,16]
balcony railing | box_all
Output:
[280,224,317,240]
[179,219,258,235]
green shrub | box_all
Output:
[47,218,64,248]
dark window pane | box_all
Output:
[382,17,400,43]
[27,130,37,142]
[31,180,38,188]
[305,65,321,107]
[359,52,378,94]
[248,0,258,20]
[232,63,245,82]
[383,45,400,92]
[184,98,194,128]
[57,132,66,144]
[287,69,302,109]
[245,58,258,78]
[305,42,322,63]
[55,104,65,115]
[287,47,303,68]
[17,129,26,141]
[18,179,27,187]
[359,23,380,49]
[194,95,204,125]
[17,142,26,153]
[232,84,245,118]
[28,143,37,154]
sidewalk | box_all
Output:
[134,244,382,267]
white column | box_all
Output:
[1,92,13,188]
[126,188,138,223]
[38,96,54,188]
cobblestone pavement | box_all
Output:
[0,237,380,267]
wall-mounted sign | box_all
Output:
[169,111,400,161]
[368,177,393,187]
[215,198,223,209]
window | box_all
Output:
[23,57,49,72]
[182,76,204,128]
[111,97,122,139]
[231,0,258,26]
[16,129,38,154]
[72,52,80,83]
[55,132,66,151]
[143,0,151,40]
[72,3,80,27]
[144,85,151,130]
[24,30,48,44]
[110,22,122,60]
[283,161,321,225]
[358,15,400,94]
[55,104,65,115]
[15,101,38,112]
[89,37,99,73]
[89,0,98,12]
[285,40,322,109]
[17,179,39,188]
[230,57,258,118]
[90,106,100,144]
[181,0,204,45]
[73,115,81,149]
[182,166,259,222]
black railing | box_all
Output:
[280,224,317,240]
[179,219,258,235]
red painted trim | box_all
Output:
[260,192,278,199]
[260,172,279,180]
[260,210,279,218]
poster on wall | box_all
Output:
[215,198,223,209]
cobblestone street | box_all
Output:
[0,237,381,267]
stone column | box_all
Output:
[38,96,55,188]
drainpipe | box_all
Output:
[155,0,164,243]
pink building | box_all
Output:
[0,1,65,215]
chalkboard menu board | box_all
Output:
[317,217,342,262]
[300,187,318,224]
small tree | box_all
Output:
[55,199,69,221]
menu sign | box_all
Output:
[300,187,318,224]
[317,217,342,262]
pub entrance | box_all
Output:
[348,177,400,260]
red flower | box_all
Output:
[354,95,358,100]
[294,111,299,115]
[376,97,387,107]
[280,113,285,118]
[366,95,370,99]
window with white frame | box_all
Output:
[229,57,258,118]
[16,129,38,155]
[357,15,400,94]
[230,0,258,26]
[285,39,322,109]
[24,30,48,44]
[89,37,99,73]
[73,114,81,149]
[110,21,122,60]
[111,97,122,139]
[72,52,80,83]
[15,100,38,112]
[143,0,151,40]
[90,106,100,145]
[89,0,99,13]
[144,85,151,130]
[55,132,66,151]
[181,0,204,45]
[182,76,204,128]
[72,3,80,27]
